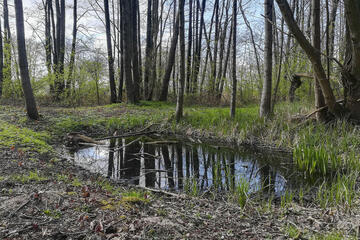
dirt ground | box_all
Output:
[0,105,360,239]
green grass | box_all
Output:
[0,120,52,153]
[11,171,48,183]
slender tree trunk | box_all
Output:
[342,0,360,119]
[0,19,3,98]
[186,0,193,94]
[159,13,180,101]
[272,18,284,110]
[104,0,117,103]
[312,0,326,121]
[136,0,143,99]
[260,0,274,118]
[44,0,52,80]
[66,0,77,92]
[191,0,206,94]
[14,0,39,120]
[328,0,340,72]
[132,0,141,101]
[230,0,237,118]
[118,0,124,102]
[175,0,185,122]
[144,0,153,99]
[3,0,12,92]
[210,0,220,93]
[240,0,262,95]
[122,0,137,103]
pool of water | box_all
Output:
[68,135,299,195]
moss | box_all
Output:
[0,120,51,153]
[11,171,48,183]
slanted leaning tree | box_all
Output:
[275,0,360,119]
[14,0,39,120]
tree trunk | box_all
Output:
[191,0,206,94]
[159,12,180,101]
[53,0,66,100]
[118,0,124,102]
[3,0,12,92]
[0,18,3,98]
[230,0,237,118]
[240,0,262,95]
[104,0,117,103]
[132,0,141,101]
[14,0,39,120]
[66,0,77,93]
[342,0,360,119]
[186,0,193,94]
[122,0,137,103]
[260,0,273,118]
[312,0,326,121]
[144,0,153,99]
[175,0,185,122]
[44,0,52,82]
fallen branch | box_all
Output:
[96,130,156,141]
[144,140,178,145]
[96,123,160,141]
[305,99,345,120]
[112,137,142,152]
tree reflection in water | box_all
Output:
[73,136,296,195]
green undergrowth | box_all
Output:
[0,120,52,153]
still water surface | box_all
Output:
[69,136,298,195]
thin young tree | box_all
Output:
[0,18,3,98]
[312,0,326,121]
[14,0,39,120]
[104,0,117,103]
[66,0,78,92]
[3,0,12,90]
[260,0,274,118]
[159,12,180,101]
[175,0,185,122]
[230,0,237,118]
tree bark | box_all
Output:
[312,0,326,121]
[230,0,237,118]
[159,12,180,101]
[186,0,193,94]
[0,18,3,98]
[66,0,78,92]
[191,0,206,94]
[3,0,12,90]
[44,0,52,81]
[260,0,274,118]
[175,0,185,122]
[104,0,117,103]
[342,0,360,119]
[14,0,39,120]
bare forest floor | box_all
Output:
[0,101,359,239]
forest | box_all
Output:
[1,0,360,239]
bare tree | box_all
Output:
[175,0,185,122]
[14,0,39,120]
[66,0,78,93]
[230,0,237,118]
[312,0,326,121]
[159,12,180,101]
[260,0,274,118]
[104,0,117,103]
[0,18,3,98]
